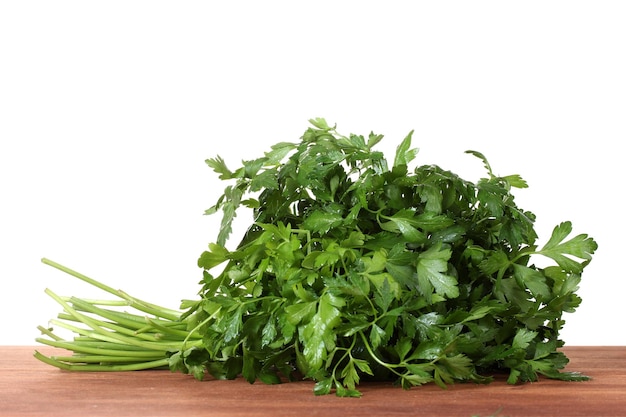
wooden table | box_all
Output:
[1,346,624,416]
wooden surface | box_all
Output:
[1,346,624,417]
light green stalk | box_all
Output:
[35,259,202,372]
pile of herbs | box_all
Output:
[36,118,597,397]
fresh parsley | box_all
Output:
[36,118,597,397]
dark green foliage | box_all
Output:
[176,119,597,396]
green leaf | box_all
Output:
[384,244,418,289]
[385,261,416,289]
[477,178,508,217]
[197,243,230,270]
[402,367,434,388]
[546,267,582,297]
[393,130,418,168]
[412,212,455,232]
[301,293,344,372]
[380,210,428,244]
[513,328,538,350]
[308,117,331,130]
[301,210,344,234]
[353,358,374,376]
[243,157,266,179]
[465,150,494,177]
[380,219,427,243]
[507,368,522,384]
[512,264,551,299]
[503,174,528,189]
[369,324,386,349]
[416,243,459,302]
[335,384,362,398]
[285,301,317,325]
[250,169,279,192]
[242,347,258,384]
[479,250,510,276]
[410,340,442,361]
[373,277,394,313]
[537,221,598,273]
[341,231,365,248]
[302,250,341,269]
[313,378,332,396]
[461,298,506,323]
[223,304,245,343]
[437,354,475,381]
[205,155,233,180]
[258,369,282,385]
[367,132,384,149]
[241,198,260,209]
[340,360,360,390]
[181,347,210,381]
[216,185,243,246]
[264,142,297,165]
[167,351,186,374]
[261,318,277,348]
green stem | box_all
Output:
[49,354,166,363]
[41,258,120,296]
[357,331,405,379]
[37,325,62,342]
[143,316,200,340]
[67,297,162,333]
[36,258,204,373]
[34,351,169,371]
[44,289,198,351]
[41,258,181,321]
[35,337,169,358]
[46,318,191,352]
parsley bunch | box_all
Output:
[178,118,597,396]
[36,119,597,397]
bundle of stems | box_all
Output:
[35,258,202,372]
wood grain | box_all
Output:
[1,346,624,417]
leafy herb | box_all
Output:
[36,118,597,397]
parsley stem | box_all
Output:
[33,350,169,371]
[41,258,181,321]
[45,288,200,351]
[36,260,205,373]
[330,336,357,379]
[35,337,171,358]
[357,331,405,379]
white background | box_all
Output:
[1,1,624,345]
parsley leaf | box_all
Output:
[416,243,459,302]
